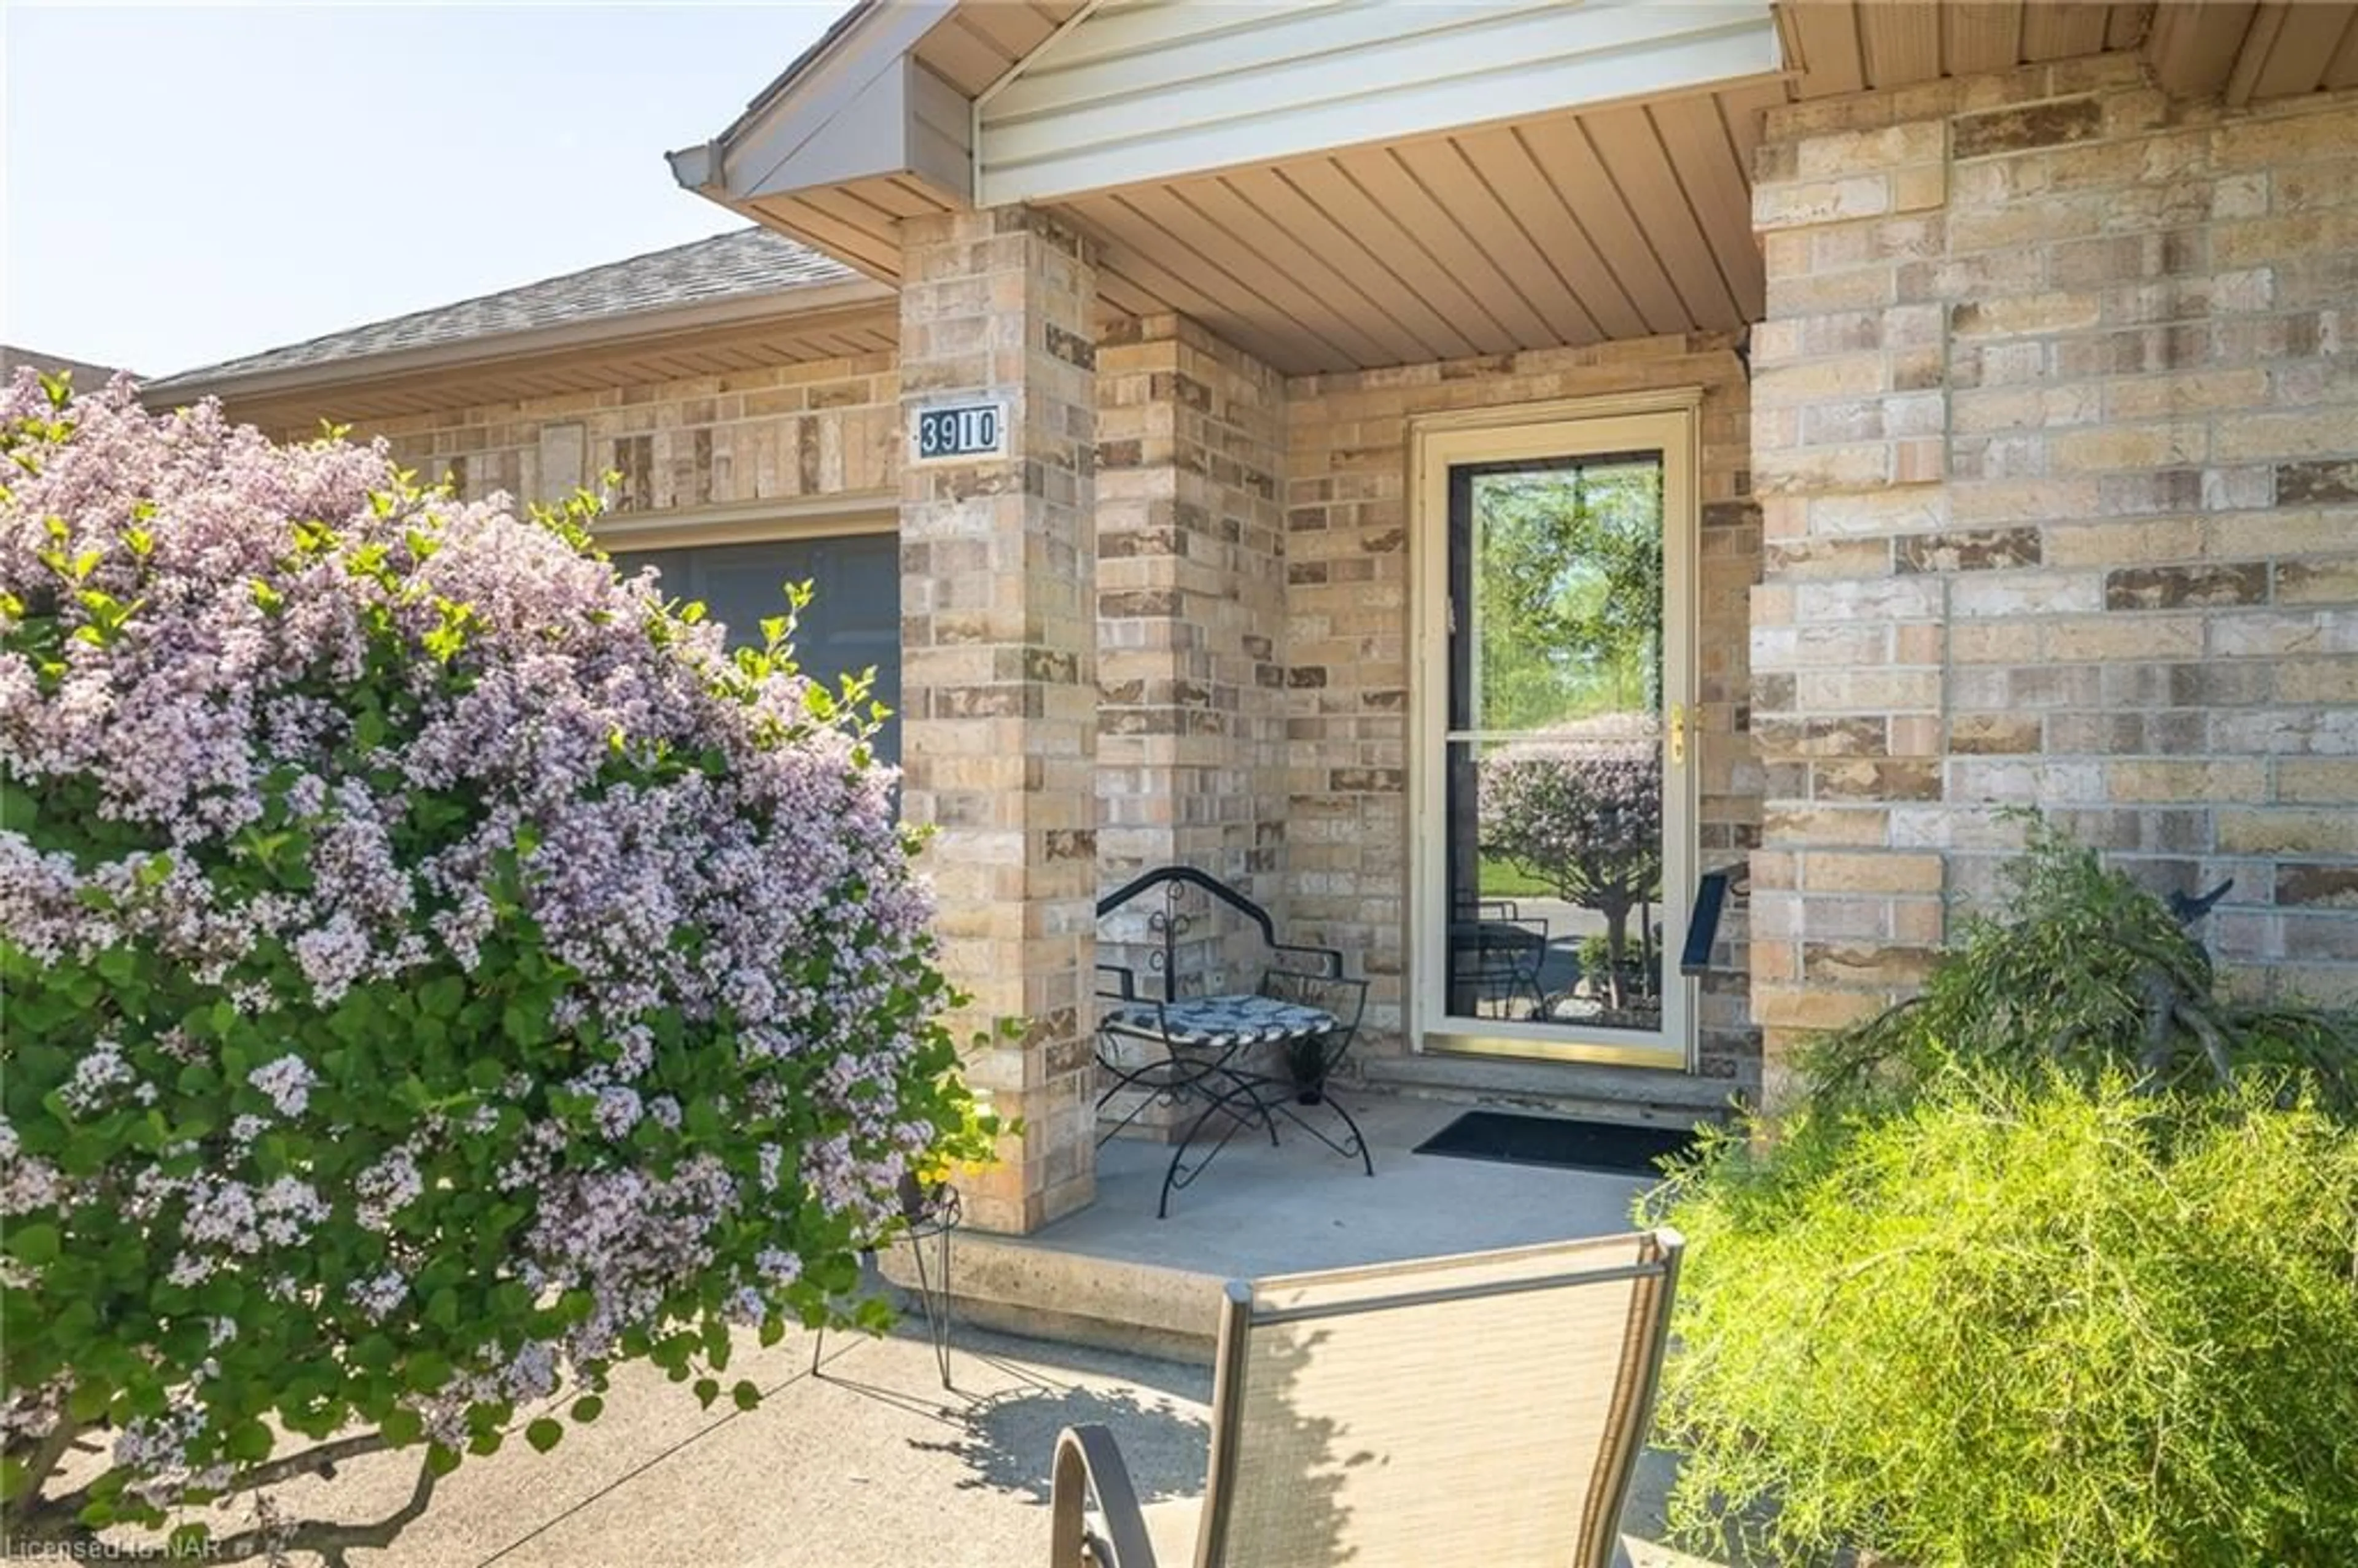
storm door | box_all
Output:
[1413,404,1697,1067]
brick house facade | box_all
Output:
[158,2,2358,1235]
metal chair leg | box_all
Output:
[815,1226,952,1386]
[1326,1090,1377,1178]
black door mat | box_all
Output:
[1413,1109,1700,1178]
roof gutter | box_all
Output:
[667,141,722,195]
[145,275,896,407]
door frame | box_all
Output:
[1406,389,1703,1070]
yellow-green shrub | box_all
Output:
[1643,825,2358,1566]
[1647,1077,2358,1566]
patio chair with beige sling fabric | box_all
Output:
[1049,1228,1684,1568]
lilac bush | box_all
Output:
[0,375,988,1559]
[1479,727,1663,1008]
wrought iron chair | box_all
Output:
[1094,866,1372,1217]
[1050,1229,1686,1567]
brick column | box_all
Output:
[1746,101,1955,1106]
[898,208,1099,1233]
[1094,318,1288,915]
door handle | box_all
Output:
[1668,704,1688,768]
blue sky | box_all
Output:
[4,3,845,378]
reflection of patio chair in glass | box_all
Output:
[1095,866,1373,1219]
[1048,1228,1687,1567]
[1447,898,1551,1019]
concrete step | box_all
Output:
[1358,1052,1747,1131]
[867,1088,1741,1566]
[879,1233,1223,1364]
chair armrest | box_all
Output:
[1095,963,1140,1002]
[1267,940,1346,979]
[1052,1424,1159,1568]
[1320,972,1369,1031]
[1259,968,1368,1033]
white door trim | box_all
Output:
[1406,392,1703,1069]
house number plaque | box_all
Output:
[911,401,1007,464]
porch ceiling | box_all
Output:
[1781,1,2155,95]
[1060,82,1786,374]
[1783,1,2358,101]
[1043,0,2358,376]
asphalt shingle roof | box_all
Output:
[155,227,857,388]
[3,345,133,386]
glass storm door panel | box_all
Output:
[1415,408,1695,1067]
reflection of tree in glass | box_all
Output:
[1474,462,1663,728]
[1479,722,1663,1009]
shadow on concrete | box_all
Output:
[940,1325,1353,1561]
[916,1381,1209,1506]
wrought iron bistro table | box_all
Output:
[1094,866,1374,1218]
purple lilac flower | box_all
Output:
[246,1055,317,1119]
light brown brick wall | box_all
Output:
[1086,317,1291,1128]
[1284,337,1762,1090]
[1753,56,2358,1087]
[1095,315,1290,1009]
[314,357,898,513]
[1095,317,1289,896]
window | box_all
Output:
[613,531,901,765]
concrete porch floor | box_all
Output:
[906,1091,1670,1361]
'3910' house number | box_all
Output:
[911,400,1008,464]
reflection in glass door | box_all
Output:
[1415,406,1694,1066]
